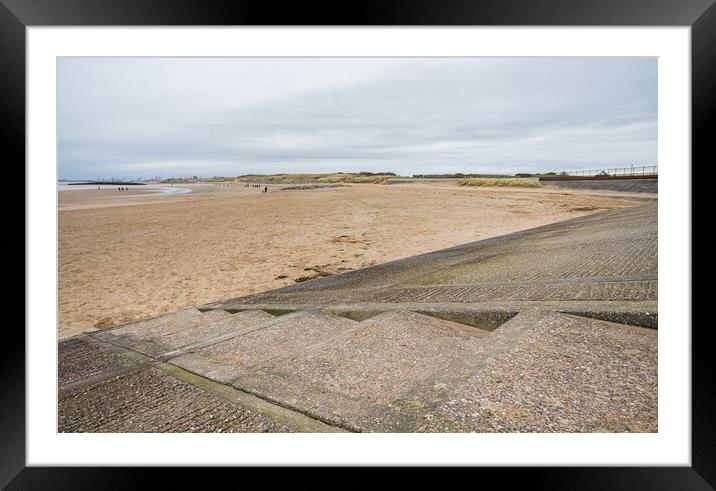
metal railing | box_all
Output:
[563,165,657,177]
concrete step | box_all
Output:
[93,308,228,342]
[170,309,361,384]
[423,311,657,432]
[359,310,491,338]
[213,309,657,432]
[219,310,496,430]
[92,308,275,358]
[97,307,205,334]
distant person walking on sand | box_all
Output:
[264,186,268,193]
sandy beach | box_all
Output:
[58,182,639,338]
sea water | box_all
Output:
[57,181,193,195]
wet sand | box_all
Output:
[58,182,638,338]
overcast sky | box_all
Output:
[58,57,657,179]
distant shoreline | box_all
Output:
[67,181,146,186]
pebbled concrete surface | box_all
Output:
[58,335,150,392]
[59,201,658,433]
[226,311,493,430]
[93,309,272,358]
[171,310,360,384]
[59,366,291,433]
[427,313,657,432]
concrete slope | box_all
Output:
[59,201,657,433]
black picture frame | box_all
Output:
[5,0,714,487]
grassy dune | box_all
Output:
[186,173,396,185]
[457,178,541,188]
[236,173,394,184]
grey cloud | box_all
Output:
[58,57,656,178]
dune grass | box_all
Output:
[457,178,541,188]
[233,173,394,184]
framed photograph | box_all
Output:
[8,0,713,486]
